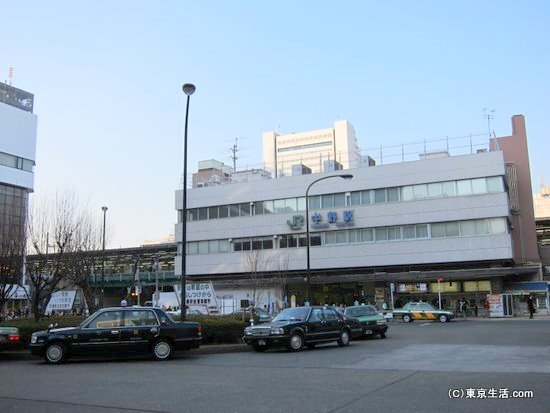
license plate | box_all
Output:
[257,340,266,346]
[364,330,373,335]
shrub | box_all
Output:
[1,314,248,349]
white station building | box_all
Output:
[175,115,545,314]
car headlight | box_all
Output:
[271,328,285,335]
[31,335,37,344]
[376,319,387,325]
[244,328,253,336]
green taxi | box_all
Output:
[392,302,454,323]
[344,305,388,338]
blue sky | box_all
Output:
[2,1,549,247]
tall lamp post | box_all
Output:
[181,83,196,321]
[101,206,108,308]
[305,174,353,305]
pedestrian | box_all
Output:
[456,298,467,318]
[527,295,536,319]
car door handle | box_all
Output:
[111,330,119,335]
[320,320,327,325]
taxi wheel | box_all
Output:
[45,343,66,364]
[337,330,350,347]
[439,314,448,323]
[152,339,173,361]
[288,332,304,352]
[403,314,412,323]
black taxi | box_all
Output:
[30,306,202,364]
[243,306,352,352]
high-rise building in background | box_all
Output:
[0,83,37,276]
[262,120,361,178]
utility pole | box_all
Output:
[230,138,239,172]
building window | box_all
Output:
[321,194,333,209]
[487,176,503,193]
[361,190,372,205]
[350,192,361,206]
[457,180,472,196]
[308,196,321,210]
[374,189,386,204]
[333,193,346,208]
[427,183,442,198]
[387,187,400,202]
[208,206,219,219]
[219,205,229,218]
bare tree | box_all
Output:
[26,190,103,321]
[273,251,290,311]
[0,236,25,320]
[63,211,103,314]
[243,249,271,308]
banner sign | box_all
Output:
[45,290,77,313]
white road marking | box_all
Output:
[419,323,431,326]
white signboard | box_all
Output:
[6,285,29,300]
[45,290,77,314]
[174,282,219,314]
[488,294,504,318]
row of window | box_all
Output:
[185,217,508,255]
[185,176,504,222]
[0,151,34,172]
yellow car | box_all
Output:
[392,302,454,323]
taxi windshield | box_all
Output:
[273,307,309,322]
[345,306,377,317]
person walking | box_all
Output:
[456,298,468,318]
[527,295,536,319]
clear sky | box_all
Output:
[2,1,549,248]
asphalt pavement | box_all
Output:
[1,317,549,413]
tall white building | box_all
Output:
[0,83,37,277]
[262,120,361,177]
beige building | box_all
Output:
[534,181,550,219]
[262,120,361,177]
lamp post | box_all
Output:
[101,206,108,308]
[305,174,353,305]
[181,83,196,321]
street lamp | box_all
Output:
[305,174,353,305]
[181,82,196,321]
[101,206,108,308]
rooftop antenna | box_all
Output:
[6,66,14,85]
[483,108,495,138]
[230,138,239,172]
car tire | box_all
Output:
[252,344,268,352]
[152,339,173,361]
[45,343,66,364]
[439,314,448,323]
[380,332,387,339]
[337,329,350,347]
[403,314,412,323]
[288,332,304,352]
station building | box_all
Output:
[176,115,546,314]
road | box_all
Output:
[1,318,549,413]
